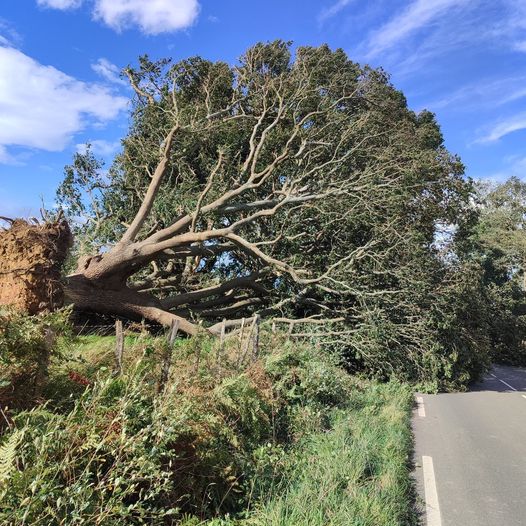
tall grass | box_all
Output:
[240,382,416,526]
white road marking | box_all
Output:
[522,395,526,400]
[489,373,517,391]
[416,396,426,417]
[423,455,442,526]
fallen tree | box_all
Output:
[58,42,470,343]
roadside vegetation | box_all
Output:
[0,311,415,525]
[233,382,415,526]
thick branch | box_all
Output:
[161,271,268,309]
[118,125,179,245]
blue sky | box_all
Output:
[1,0,525,217]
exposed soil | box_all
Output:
[0,218,72,314]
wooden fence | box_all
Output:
[109,314,271,386]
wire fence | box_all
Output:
[73,315,327,389]
[91,315,276,386]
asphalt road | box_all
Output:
[413,365,526,526]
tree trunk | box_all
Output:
[64,273,201,336]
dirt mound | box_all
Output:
[0,218,73,314]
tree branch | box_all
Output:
[118,125,179,245]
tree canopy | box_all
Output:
[56,41,522,387]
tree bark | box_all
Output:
[64,273,201,336]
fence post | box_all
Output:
[252,314,260,362]
[159,319,179,392]
[239,316,257,367]
[217,318,226,372]
[194,344,201,376]
[236,317,246,365]
[114,320,124,375]
[168,319,179,346]
[239,318,246,344]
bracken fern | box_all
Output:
[0,430,21,487]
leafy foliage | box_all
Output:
[0,308,72,409]
[0,332,367,525]
[463,177,526,365]
[230,382,416,526]
[0,430,21,488]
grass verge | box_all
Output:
[219,382,416,526]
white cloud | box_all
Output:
[372,0,526,81]
[351,0,526,79]
[76,139,121,157]
[0,18,22,48]
[37,0,83,9]
[507,155,526,172]
[476,112,526,143]
[34,0,200,33]
[363,0,469,59]
[0,46,127,162]
[0,145,18,165]
[91,58,126,86]
[427,75,526,111]
[93,0,200,34]
[318,0,354,24]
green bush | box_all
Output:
[0,308,72,409]
[265,345,353,409]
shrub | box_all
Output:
[0,308,72,410]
